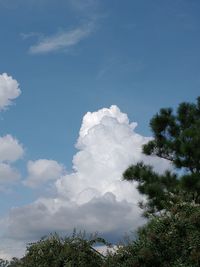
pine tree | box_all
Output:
[102,97,200,267]
[123,97,200,216]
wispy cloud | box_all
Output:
[97,58,146,80]
[29,23,94,54]
[20,32,42,40]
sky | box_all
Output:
[0,0,200,259]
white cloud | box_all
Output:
[0,73,21,111]
[29,23,94,54]
[24,159,64,188]
[56,105,170,204]
[0,163,20,185]
[0,135,24,163]
[1,105,171,258]
[0,135,23,188]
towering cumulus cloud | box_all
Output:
[57,105,147,203]
[2,105,170,257]
[0,73,21,110]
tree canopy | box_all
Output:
[105,200,200,267]
[123,97,200,216]
[104,97,200,267]
[4,232,106,267]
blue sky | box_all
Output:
[0,0,200,259]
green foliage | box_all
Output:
[123,162,179,215]
[111,97,200,266]
[105,201,200,267]
[7,232,106,267]
[143,98,200,173]
[123,97,200,215]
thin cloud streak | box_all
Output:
[29,23,94,54]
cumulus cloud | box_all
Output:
[0,73,21,111]
[29,23,94,54]
[56,106,170,204]
[0,135,24,162]
[0,163,20,185]
[0,135,23,188]
[1,105,171,257]
[24,159,65,188]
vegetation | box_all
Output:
[123,97,200,216]
[1,98,200,266]
[104,200,200,267]
[1,232,106,267]
[110,96,200,266]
